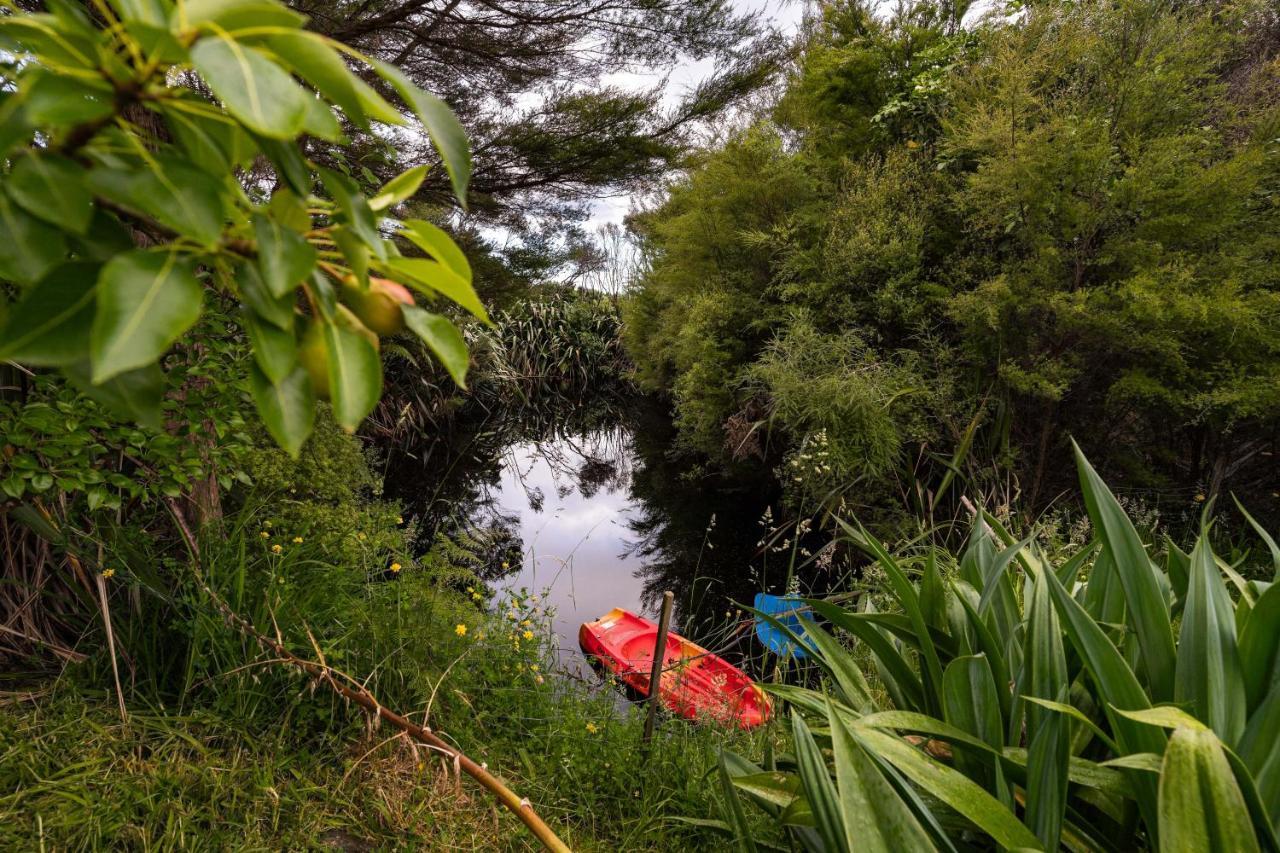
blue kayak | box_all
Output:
[753,593,814,659]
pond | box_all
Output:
[379,397,825,673]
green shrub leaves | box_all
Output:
[0,0,480,455]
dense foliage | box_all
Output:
[712,447,1280,852]
[624,0,1280,512]
[0,0,481,457]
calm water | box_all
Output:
[381,399,802,669]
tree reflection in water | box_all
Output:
[378,395,824,660]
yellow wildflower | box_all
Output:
[390,563,402,573]
[357,532,366,541]
[259,531,270,539]
[271,544,282,554]
[530,664,539,672]
[535,675,544,684]
[264,520,273,528]
[455,624,467,637]
[1194,493,1206,502]
[471,593,482,601]
[397,516,404,524]
[585,722,598,734]
[100,568,115,579]
[522,619,532,627]
[466,586,475,593]
[292,536,303,544]
[522,630,534,641]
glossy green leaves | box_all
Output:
[91,251,203,382]
[1159,727,1261,853]
[0,0,476,450]
[190,34,310,139]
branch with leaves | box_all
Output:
[0,0,487,455]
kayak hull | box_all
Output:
[753,593,815,659]
[579,608,770,729]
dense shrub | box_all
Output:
[624,0,1280,512]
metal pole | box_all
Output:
[643,591,675,743]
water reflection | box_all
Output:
[381,397,811,667]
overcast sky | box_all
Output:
[584,0,807,230]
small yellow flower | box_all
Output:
[521,619,532,627]
[502,561,510,570]
[259,531,270,539]
[530,664,539,672]
[271,544,282,554]
[1194,493,1206,502]
[585,722,598,734]
[466,586,475,593]
[535,675,544,684]
[455,624,467,637]
[357,532,366,541]
[292,536,303,544]
[522,630,534,641]
[397,516,404,524]
[471,593,482,601]
[390,563,402,573]
[100,568,115,579]
[265,520,273,528]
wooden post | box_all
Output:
[643,591,675,743]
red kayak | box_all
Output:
[579,608,771,728]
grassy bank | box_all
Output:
[0,403,772,850]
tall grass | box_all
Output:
[712,443,1280,851]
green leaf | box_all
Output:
[1240,583,1280,713]
[87,157,227,247]
[265,32,400,131]
[1234,496,1280,582]
[318,168,385,261]
[90,250,204,382]
[716,752,760,853]
[839,520,946,717]
[400,218,472,282]
[794,616,876,712]
[401,305,469,388]
[371,166,429,211]
[21,70,114,127]
[1175,532,1247,744]
[1158,727,1261,853]
[791,710,845,852]
[248,363,314,457]
[731,772,800,811]
[0,262,98,366]
[9,153,93,235]
[242,305,296,383]
[236,261,294,330]
[162,102,255,173]
[1237,684,1280,829]
[1043,563,1164,834]
[190,33,310,139]
[0,189,67,285]
[942,655,1009,806]
[368,57,470,203]
[253,214,316,298]
[826,701,935,852]
[854,727,1043,850]
[109,0,172,26]
[1074,440,1177,701]
[802,598,925,712]
[176,0,306,35]
[320,321,381,431]
[64,361,165,430]
[301,94,344,142]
